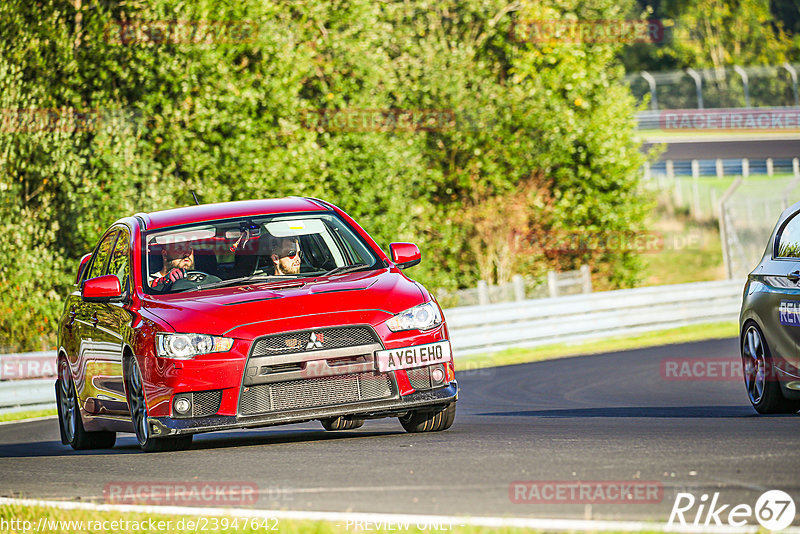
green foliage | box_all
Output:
[0,0,650,350]
[623,0,799,73]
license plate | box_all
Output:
[375,341,452,373]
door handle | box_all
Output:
[788,270,800,283]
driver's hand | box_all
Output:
[166,268,185,283]
[150,268,185,289]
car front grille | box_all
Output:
[406,366,432,390]
[193,390,223,416]
[250,327,378,357]
[239,372,393,415]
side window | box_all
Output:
[86,231,119,281]
[777,214,800,258]
[106,229,131,295]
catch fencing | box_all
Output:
[719,177,800,280]
[0,279,743,412]
[627,64,800,110]
[642,157,800,221]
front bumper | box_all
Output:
[147,381,458,437]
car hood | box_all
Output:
[141,269,426,339]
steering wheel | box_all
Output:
[184,271,209,282]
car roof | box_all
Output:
[135,197,331,231]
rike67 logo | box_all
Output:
[669,490,796,530]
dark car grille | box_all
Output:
[239,372,392,415]
[406,366,433,390]
[193,390,223,417]
[250,327,378,357]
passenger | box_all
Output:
[269,236,301,275]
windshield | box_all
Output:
[142,212,380,294]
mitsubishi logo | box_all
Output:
[306,332,325,350]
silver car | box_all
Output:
[740,200,800,414]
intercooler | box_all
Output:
[239,326,394,416]
[239,372,393,415]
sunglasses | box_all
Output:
[281,248,300,259]
[165,248,193,260]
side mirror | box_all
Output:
[389,242,421,269]
[82,275,122,303]
[75,253,92,285]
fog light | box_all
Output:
[431,367,445,383]
[174,397,191,415]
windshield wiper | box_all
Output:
[322,263,368,277]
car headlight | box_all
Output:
[386,302,443,332]
[155,333,234,359]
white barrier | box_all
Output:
[445,279,742,355]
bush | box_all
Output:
[0,0,649,350]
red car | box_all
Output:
[56,198,457,452]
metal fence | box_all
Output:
[435,266,591,308]
[0,279,743,412]
[627,64,800,110]
[643,158,800,221]
[720,177,800,280]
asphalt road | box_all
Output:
[643,138,800,160]
[1,337,799,524]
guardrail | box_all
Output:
[445,279,742,356]
[0,380,55,414]
[0,280,744,412]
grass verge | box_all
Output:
[457,321,738,371]
[0,408,57,423]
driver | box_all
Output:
[269,237,301,275]
[150,242,194,289]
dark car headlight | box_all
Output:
[386,302,442,332]
[156,333,234,359]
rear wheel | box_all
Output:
[56,360,116,450]
[320,416,365,431]
[742,324,800,414]
[125,357,192,453]
[399,403,456,433]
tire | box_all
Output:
[742,323,800,414]
[399,402,456,433]
[56,359,116,450]
[321,416,365,431]
[125,357,193,453]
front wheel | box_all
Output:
[56,360,116,450]
[125,357,192,453]
[742,324,800,414]
[399,403,456,433]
